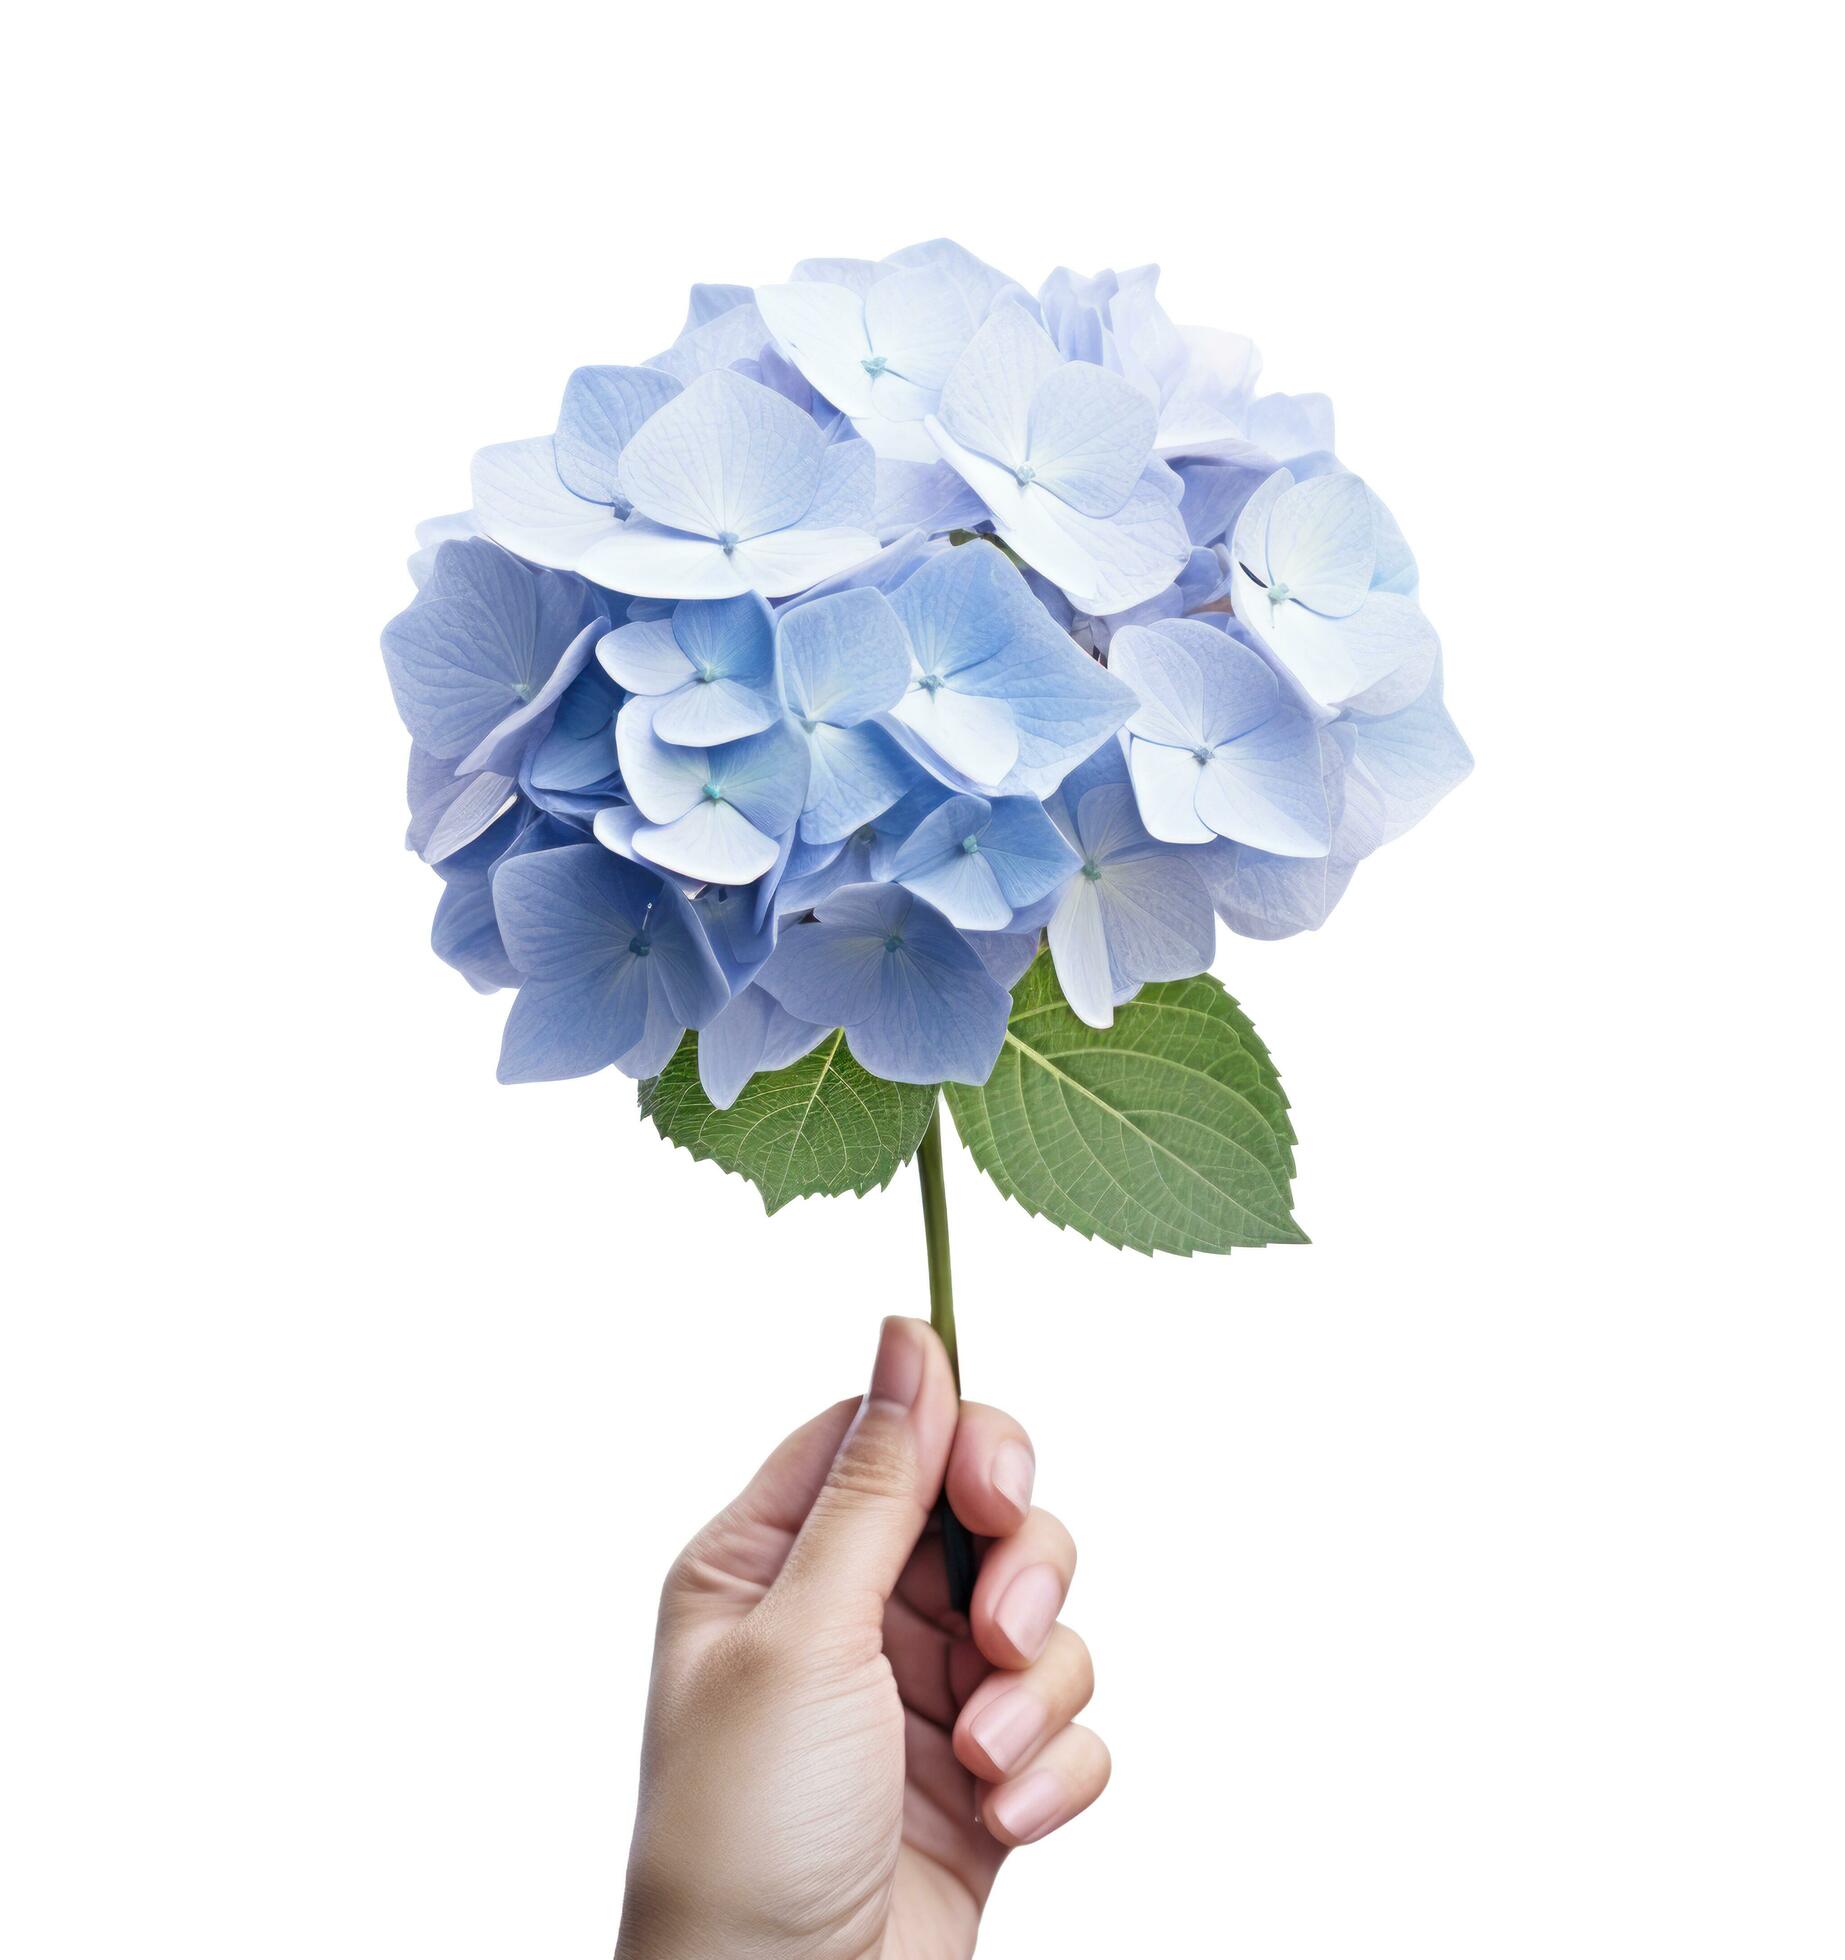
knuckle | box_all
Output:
[1027,1505,1078,1571]
[822,1418,916,1506]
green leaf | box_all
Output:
[942,953,1305,1256]
[638,1029,938,1215]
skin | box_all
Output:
[615,1316,1110,1958]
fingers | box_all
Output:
[953,1623,1094,1781]
[943,1401,1036,1538]
[969,1505,1077,1668]
[979,1722,1112,1848]
[767,1318,959,1631]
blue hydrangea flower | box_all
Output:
[1228,468,1438,709]
[578,370,882,598]
[757,245,1006,463]
[775,586,919,843]
[882,540,1137,795]
[758,882,1012,1086]
[492,844,727,1082]
[598,593,779,746]
[614,698,809,885]
[886,791,1078,931]
[923,302,1191,615]
[382,539,605,775]
[1109,619,1330,854]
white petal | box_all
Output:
[471,437,617,568]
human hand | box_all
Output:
[614,1316,1108,1958]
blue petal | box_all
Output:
[758,883,1010,1085]
[696,986,828,1109]
[708,716,810,839]
[978,795,1082,909]
[1023,359,1158,516]
[382,539,593,762]
[471,437,618,567]
[554,365,683,504]
[798,721,916,845]
[778,587,911,726]
[617,368,822,541]
[886,543,1135,796]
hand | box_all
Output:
[615,1316,1109,1958]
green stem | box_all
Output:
[917,1102,976,1612]
[916,1104,959,1387]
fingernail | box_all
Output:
[969,1689,1045,1776]
[989,1767,1064,1844]
[991,1441,1035,1518]
[868,1317,923,1411]
[994,1562,1062,1662]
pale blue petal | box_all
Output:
[597,618,689,695]
[934,301,1063,466]
[1046,875,1115,1027]
[641,879,731,1030]
[799,721,916,844]
[685,283,754,329]
[652,676,779,746]
[1197,704,1328,857]
[791,256,882,297]
[382,540,592,762]
[458,614,606,777]
[646,301,772,383]
[863,263,985,395]
[889,792,1007,929]
[1263,471,1375,617]
[802,437,878,530]
[979,796,1082,909]
[1242,392,1335,461]
[617,369,821,540]
[709,717,809,838]
[1345,662,1473,842]
[873,459,988,538]
[1092,847,1216,983]
[614,698,709,821]
[963,922,1043,989]
[777,587,911,725]
[471,437,618,567]
[890,677,1019,784]
[885,543,1134,795]
[554,365,683,504]
[525,662,621,793]
[497,969,651,1082]
[756,279,875,417]
[579,522,753,600]
[881,238,1020,314]
[491,840,652,979]
[1128,738,1213,844]
[1024,360,1158,515]
[697,986,827,1109]
[692,880,778,994]
[636,798,779,885]
[432,874,520,994]
[1109,622,1208,748]
[725,524,882,597]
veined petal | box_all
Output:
[471,437,618,567]
[1264,471,1375,618]
[554,365,683,504]
[890,678,1019,785]
[636,798,779,885]
[1024,359,1158,516]
[617,368,823,540]
[1127,737,1214,845]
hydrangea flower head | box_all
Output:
[381,243,1470,1110]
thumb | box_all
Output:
[769,1316,959,1628]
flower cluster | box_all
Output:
[383,241,1470,1105]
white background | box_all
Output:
[5,4,1839,1955]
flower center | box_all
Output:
[861,352,889,376]
[716,530,740,553]
[1192,745,1213,765]
[961,834,981,855]
[1013,462,1037,486]
[1266,580,1292,604]
[1081,859,1103,882]
[628,932,652,957]
[918,672,944,696]
[701,782,724,802]
[882,933,904,953]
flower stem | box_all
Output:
[917,1102,977,1613]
